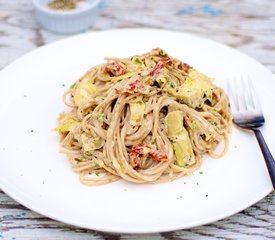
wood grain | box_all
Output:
[0,0,275,239]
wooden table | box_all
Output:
[0,0,274,239]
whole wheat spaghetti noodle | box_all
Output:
[55,48,232,185]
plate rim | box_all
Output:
[0,180,272,233]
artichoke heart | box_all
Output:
[81,133,104,152]
[129,97,145,126]
[54,113,79,133]
[156,68,169,87]
[166,69,213,108]
[74,77,97,107]
[165,111,195,167]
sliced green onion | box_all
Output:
[167,80,176,88]
[134,58,142,64]
[191,120,197,129]
[70,82,77,89]
[97,113,105,120]
[160,50,167,56]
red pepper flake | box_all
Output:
[126,79,143,92]
[148,63,165,76]
[161,56,172,65]
[114,88,121,94]
[212,92,219,104]
[104,62,125,76]
[179,62,190,72]
[115,80,143,95]
[147,56,173,76]
[150,151,168,162]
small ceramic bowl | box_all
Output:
[32,0,101,34]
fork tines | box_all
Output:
[227,76,265,128]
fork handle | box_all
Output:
[253,128,275,189]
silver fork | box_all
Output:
[227,77,275,188]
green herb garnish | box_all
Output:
[199,171,203,174]
[70,82,76,89]
[207,93,214,104]
[160,50,167,56]
[97,113,105,120]
[167,80,176,88]
[134,58,142,64]
[191,120,197,129]
[95,172,100,176]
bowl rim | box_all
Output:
[32,0,101,16]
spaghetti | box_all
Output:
[55,48,232,185]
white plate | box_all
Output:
[0,29,274,233]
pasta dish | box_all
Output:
[55,48,232,185]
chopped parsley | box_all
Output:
[160,50,167,56]
[212,122,218,126]
[167,80,176,88]
[97,113,105,120]
[70,82,76,89]
[95,172,100,176]
[191,120,197,129]
[199,171,203,174]
[134,58,142,64]
[208,94,213,101]
[182,163,190,168]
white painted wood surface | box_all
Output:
[0,0,274,239]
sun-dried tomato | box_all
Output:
[212,92,219,104]
[179,62,190,72]
[161,56,172,65]
[104,62,125,76]
[126,80,143,92]
[148,63,165,76]
[129,144,168,169]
